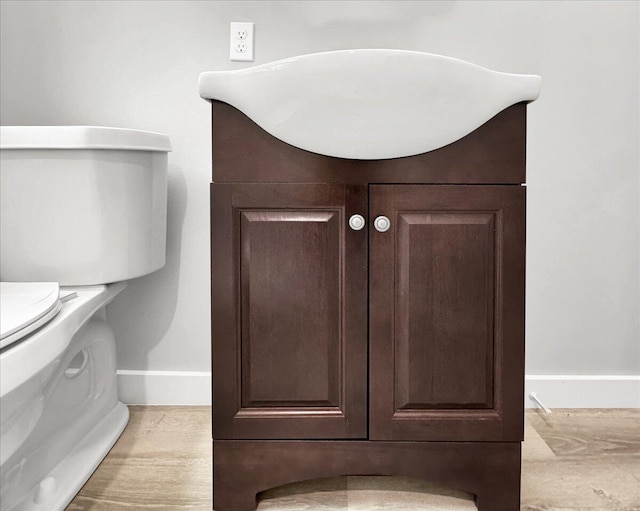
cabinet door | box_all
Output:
[212,183,368,439]
[369,185,525,441]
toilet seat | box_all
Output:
[0,282,62,349]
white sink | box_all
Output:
[198,49,541,160]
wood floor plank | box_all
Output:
[68,406,213,510]
[258,477,348,510]
[522,456,640,510]
[345,476,475,510]
[527,408,640,458]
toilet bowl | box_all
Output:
[0,126,171,510]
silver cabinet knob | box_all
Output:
[348,214,366,231]
[374,216,391,233]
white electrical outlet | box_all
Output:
[230,22,254,62]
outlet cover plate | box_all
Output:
[230,22,254,62]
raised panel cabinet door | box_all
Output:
[211,183,368,439]
[369,185,525,442]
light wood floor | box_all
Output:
[67,407,640,510]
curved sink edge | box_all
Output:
[198,49,541,159]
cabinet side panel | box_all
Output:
[240,210,341,407]
[395,212,495,409]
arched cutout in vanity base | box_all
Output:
[257,475,474,507]
[213,440,521,511]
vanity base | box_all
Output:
[213,440,521,511]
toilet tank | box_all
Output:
[0,126,171,285]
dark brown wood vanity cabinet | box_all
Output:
[211,102,527,511]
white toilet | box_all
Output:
[0,126,171,510]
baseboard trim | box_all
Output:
[117,370,640,408]
[525,375,640,409]
[117,370,211,405]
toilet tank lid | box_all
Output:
[0,126,172,152]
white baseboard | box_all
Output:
[117,370,211,405]
[117,370,640,408]
[525,375,640,409]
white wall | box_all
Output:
[1,1,638,404]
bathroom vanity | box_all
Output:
[201,50,540,511]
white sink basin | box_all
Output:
[198,49,541,160]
